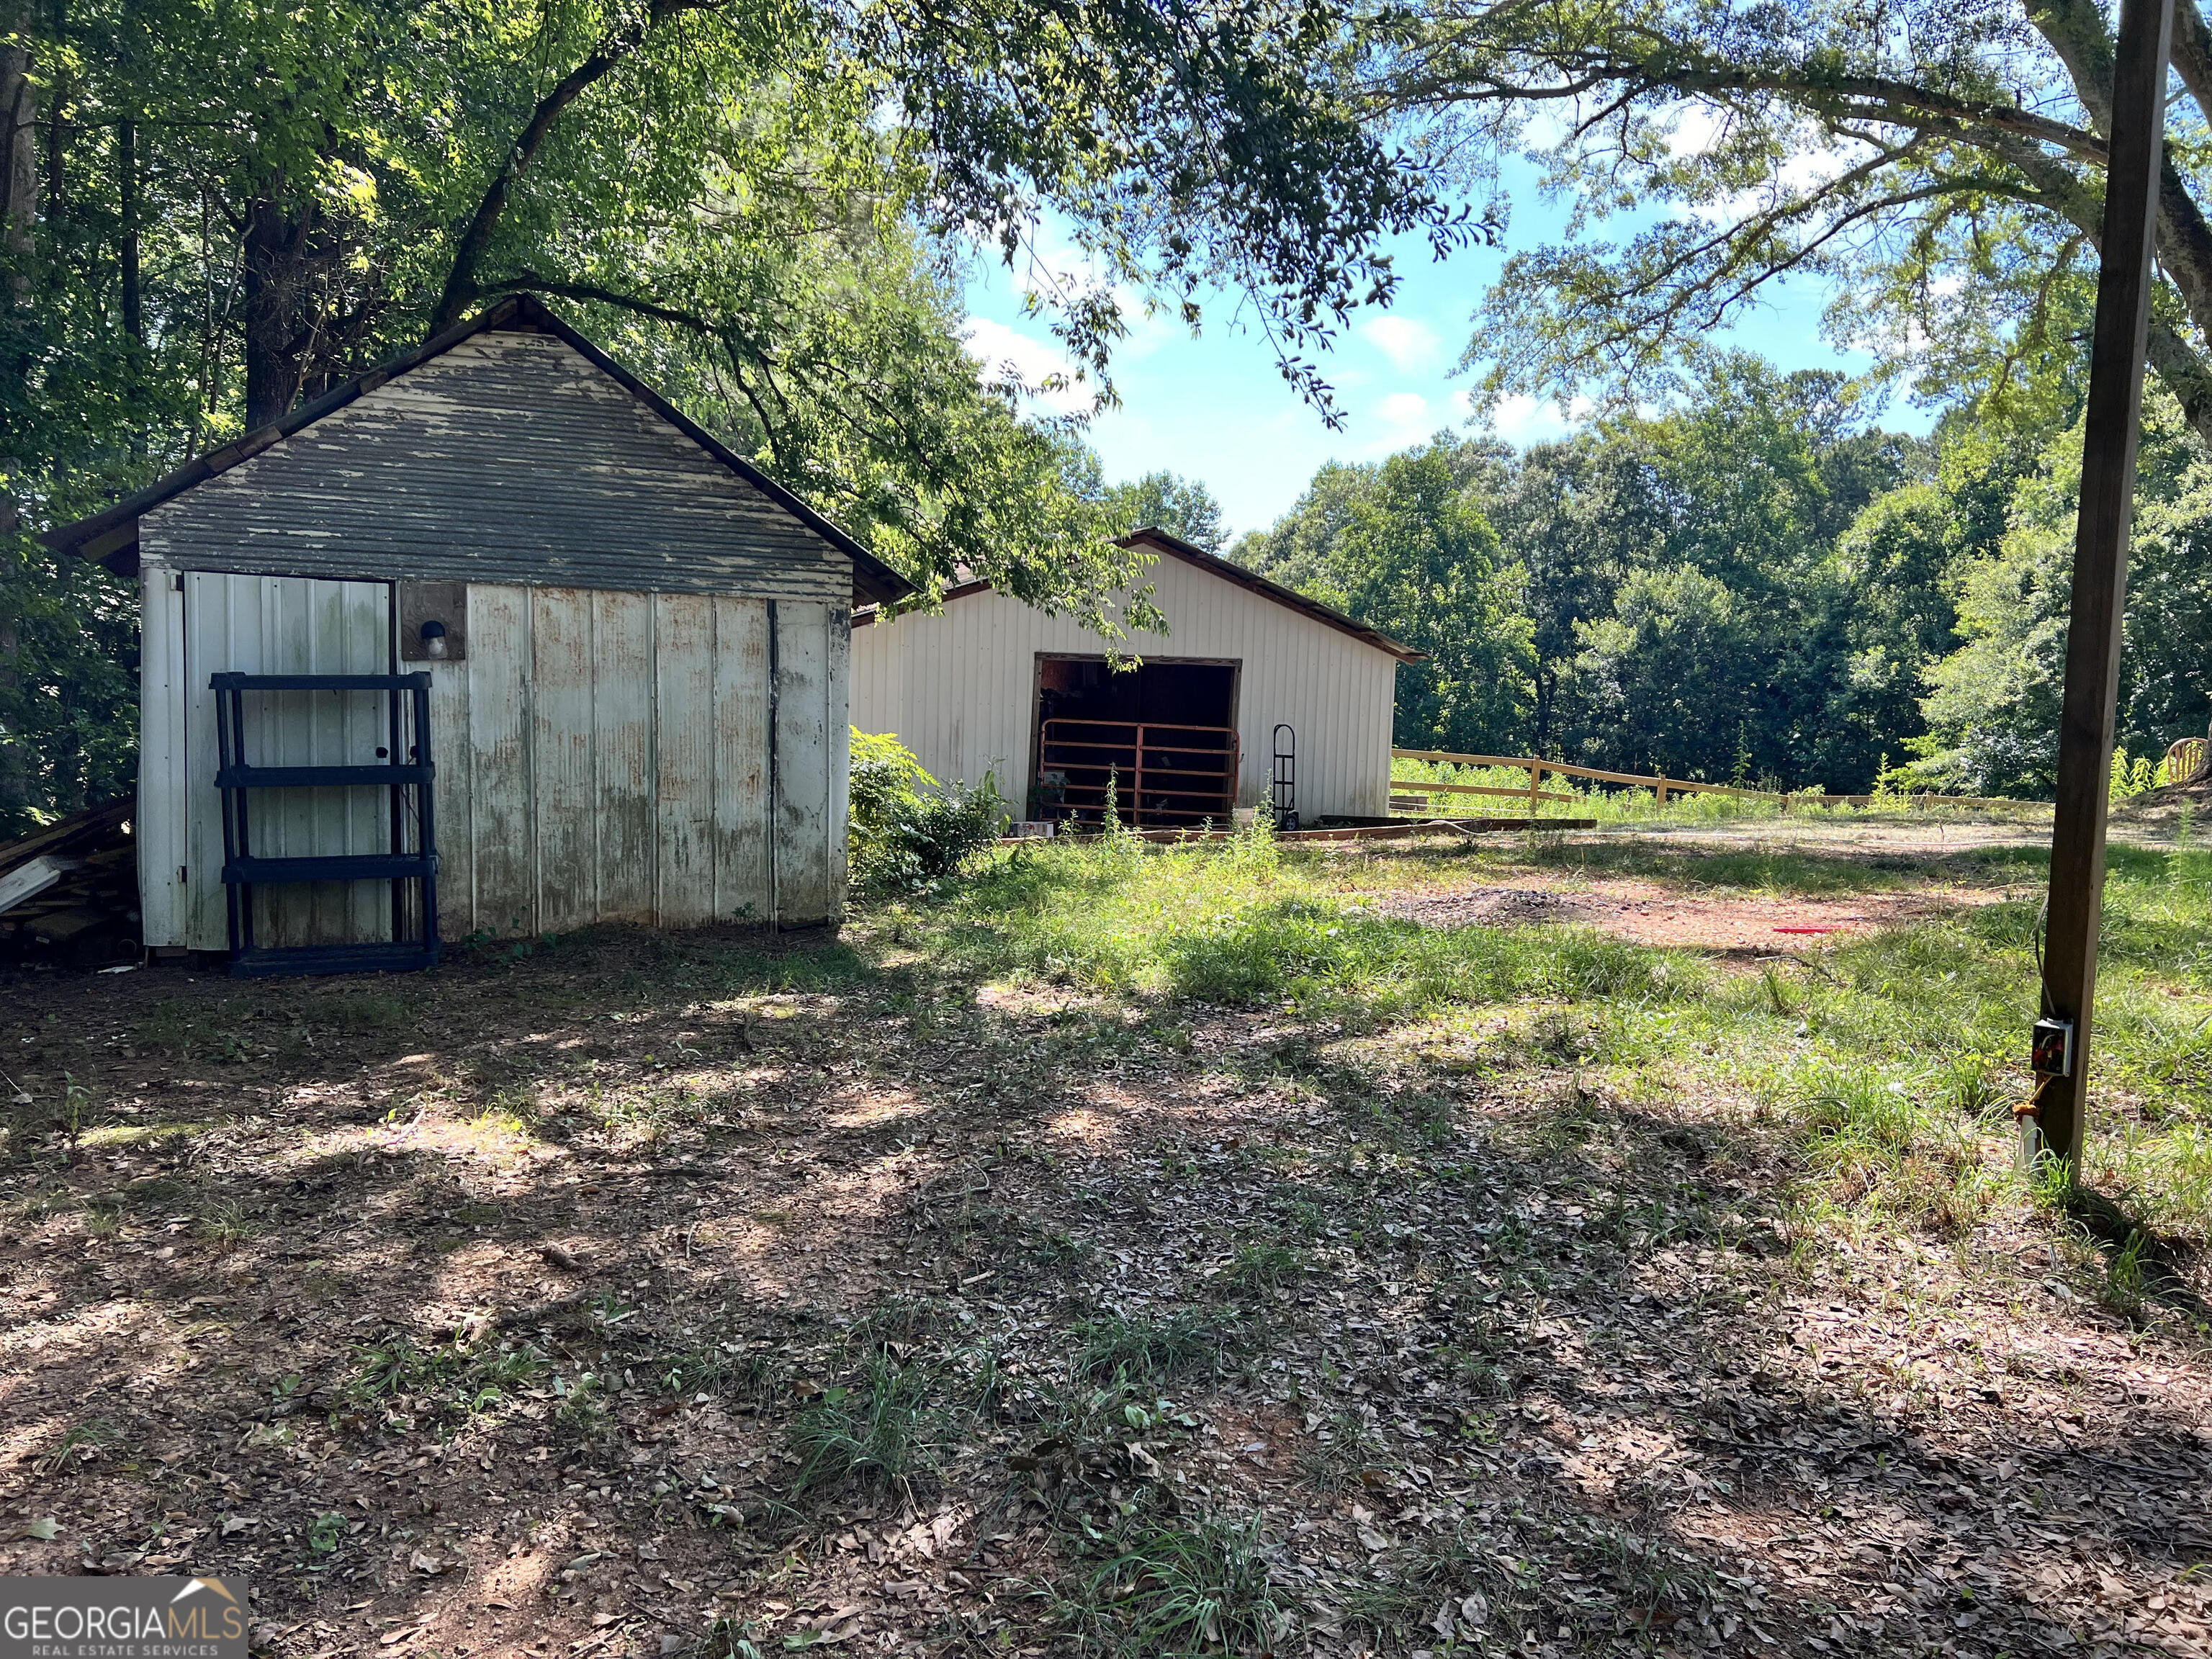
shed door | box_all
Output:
[180,573,396,950]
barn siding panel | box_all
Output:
[424,655,472,935]
[140,333,850,603]
[138,566,187,948]
[464,584,535,938]
[593,590,656,924]
[712,598,772,923]
[531,588,597,934]
[179,573,393,950]
[849,555,1400,822]
[827,606,851,906]
[653,594,717,927]
[772,602,833,924]
[264,577,387,943]
[148,568,830,950]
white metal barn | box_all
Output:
[849,530,1420,827]
[48,296,911,975]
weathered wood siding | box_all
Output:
[140,575,849,948]
[136,331,850,602]
[147,572,398,950]
[849,557,1400,819]
[423,585,846,935]
[137,565,188,949]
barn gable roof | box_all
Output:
[45,294,913,606]
[852,527,1425,663]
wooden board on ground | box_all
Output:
[0,797,139,963]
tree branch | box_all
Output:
[427,0,723,335]
[2172,0,2212,117]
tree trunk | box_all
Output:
[242,196,306,428]
[1,5,33,266]
[119,117,138,341]
[0,4,32,823]
[427,0,716,335]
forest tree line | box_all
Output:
[1201,361,2212,800]
[8,0,2212,821]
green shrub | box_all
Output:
[849,729,1007,892]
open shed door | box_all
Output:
[1033,655,1241,828]
[171,574,396,951]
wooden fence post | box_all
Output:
[1527,763,1543,818]
[2032,0,2174,1178]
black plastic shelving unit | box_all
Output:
[211,671,440,977]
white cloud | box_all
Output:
[962,318,1094,415]
[1666,102,1730,160]
[986,216,1185,365]
[1367,390,1436,454]
[1485,392,1593,446]
[1359,315,1443,372]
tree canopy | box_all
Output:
[1238,358,1958,789]
[1375,0,2212,447]
[1106,469,1228,553]
[0,0,1464,828]
[1235,437,1535,755]
[1233,343,2212,799]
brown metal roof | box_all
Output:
[42,295,914,607]
[851,527,1425,663]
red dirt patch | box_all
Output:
[1369,876,2010,950]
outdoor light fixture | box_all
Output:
[398,582,466,662]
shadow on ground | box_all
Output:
[0,912,2206,1658]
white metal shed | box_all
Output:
[48,296,911,973]
[849,530,1419,827]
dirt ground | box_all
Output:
[1363,875,2013,953]
[2,837,2208,1659]
[1355,813,2049,951]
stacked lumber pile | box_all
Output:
[0,799,140,966]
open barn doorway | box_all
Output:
[1032,654,1241,829]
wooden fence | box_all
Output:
[1390,750,2043,814]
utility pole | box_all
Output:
[2029,0,2176,1177]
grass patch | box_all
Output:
[788,1352,948,1495]
[889,827,1696,1018]
[345,1335,560,1426]
[863,830,2212,1259]
[1073,1310,1228,1383]
[1060,1510,1295,1658]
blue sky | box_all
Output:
[962,165,1931,541]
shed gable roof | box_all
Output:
[46,295,912,606]
[852,527,1424,663]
